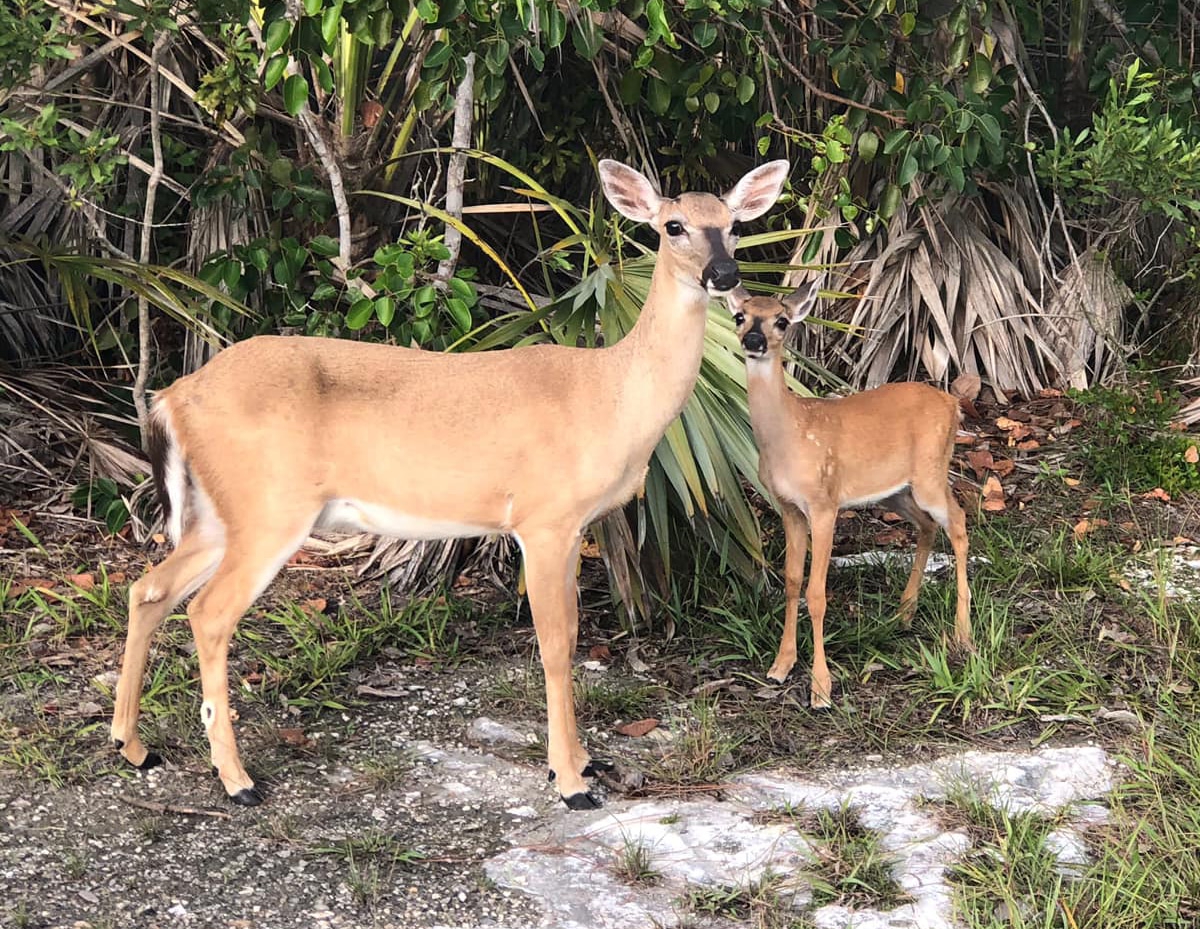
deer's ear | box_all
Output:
[724,285,751,315]
[598,160,662,223]
[783,277,822,323]
[725,160,790,222]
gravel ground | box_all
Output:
[0,664,559,929]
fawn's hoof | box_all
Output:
[230,786,263,807]
[562,791,602,811]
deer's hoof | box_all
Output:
[562,791,602,811]
[137,751,164,770]
[230,786,263,807]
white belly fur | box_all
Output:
[316,499,496,541]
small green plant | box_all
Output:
[613,837,661,886]
[1070,382,1200,495]
[683,873,797,927]
[355,752,414,793]
[70,478,130,534]
[311,829,424,867]
[806,805,910,910]
[647,697,741,787]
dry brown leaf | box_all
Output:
[881,510,903,523]
[950,372,982,401]
[109,571,127,584]
[152,533,166,545]
[981,475,1006,512]
[995,416,1020,430]
[1073,518,1092,539]
[1187,446,1199,464]
[1143,488,1172,502]
[66,573,95,591]
[588,644,612,661]
[615,718,659,738]
[278,728,310,747]
[991,458,1016,477]
[303,598,327,614]
[966,449,994,479]
[1098,625,1136,645]
[361,100,383,128]
[1063,478,1081,487]
[1017,439,1040,451]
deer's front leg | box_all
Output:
[768,506,809,683]
[520,529,597,809]
[805,510,837,709]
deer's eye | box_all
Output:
[733,312,745,326]
[665,221,685,237]
[775,317,790,331]
[731,221,744,237]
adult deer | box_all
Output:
[111,158,791,809]
[725,282,972,708]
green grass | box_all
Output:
[238,591,466,710]
[804,805,910,910]
[612,836,662,886]
[682,872,807,928]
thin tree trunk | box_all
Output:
[133,31,168,447]
[437,52,475,284]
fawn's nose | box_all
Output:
[703,258,740,293]
[742,330,767,355]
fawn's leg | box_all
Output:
[767,506,809,682]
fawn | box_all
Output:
[727,281,972,707]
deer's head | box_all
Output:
[725,279,823,361]
[598,159,791,296]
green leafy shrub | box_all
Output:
[1071,382,1200,495]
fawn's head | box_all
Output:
[598,159,790,295]
[726,279,823,361]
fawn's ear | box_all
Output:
[598,160,662,224]
[782,277,823,323]
[724,160,790,222]
[723,285,752,315]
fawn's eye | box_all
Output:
[664,221,685,237]
[733,312,745,326]
[730,221,744,237]
[775,317,790,331]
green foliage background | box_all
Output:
[3,0,1200,616]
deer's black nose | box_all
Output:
[703,258,740,293]
[742,330,767,355]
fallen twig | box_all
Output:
[119,795,233,819]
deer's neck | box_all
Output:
[613,265,710,439]
[745,356,799,459]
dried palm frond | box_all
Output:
[0,364,147,504]
[794,184,1108,395]
[1039,248,1128,390]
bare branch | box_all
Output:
[133,31,168,445]
[437,53,476,284]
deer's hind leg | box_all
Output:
[112,528,224,770]
[909,478,973,652]
[187,517,315,805]
[883,488,938,628]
